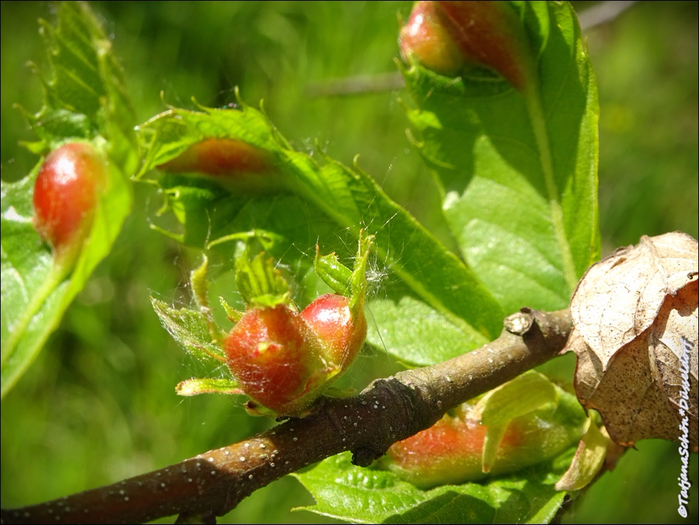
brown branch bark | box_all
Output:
[1,308,572,524]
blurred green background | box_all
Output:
[1,2,697,523]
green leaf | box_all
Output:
[150,298,225,363]
[402,1,599,315]
[1,3,136,398]
[138,103,504,356]
[293,451,571,524]
[367,295,481,366]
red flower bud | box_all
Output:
[159,138,276,189]
[400,1,533,90]
[33,142,106,259]
[438,1,531,90]
[301,293,367,369]
[224,304,332,416]
[399,1,464,76]
[383,402,580,488]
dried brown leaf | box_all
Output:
[570,232,697,368]
[567,232,698,449]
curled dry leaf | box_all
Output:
[566,232,698,450]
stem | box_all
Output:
[1,308,572,525]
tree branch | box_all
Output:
[1,308,572,524]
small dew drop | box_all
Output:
[208,457,215,463]
[293,437,298,442]
[160,482,166,489]
[289,428,294,432]
[224,450,231,456]
[271,463,276,468]
[245,443,250,448]
[353,422,358,427]
[156,472,162,477]
[181,466,187,473]
[187,478,193,483]
[119,490,125,495]
[249,474,254,480]
[124,496,130,502]
[239,456,246,462]
[211,471,216,476]
[260,443,267,449]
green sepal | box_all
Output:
[244,401,281,418]
[189,255,228,342]
[313,230,374,314]
[348,230,374,314]
[150,297,225,363]
[314,248,352,296]
[219,296,243,323]
[235,251,291,309]
[176,377,242,396]
[190,256,210,310]
[554,418,609,492]
[478,371,559,473]
[478,371,559,426]
[481,423,507,474]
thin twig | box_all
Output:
[577,1,636,31]
[1,308,572,524]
